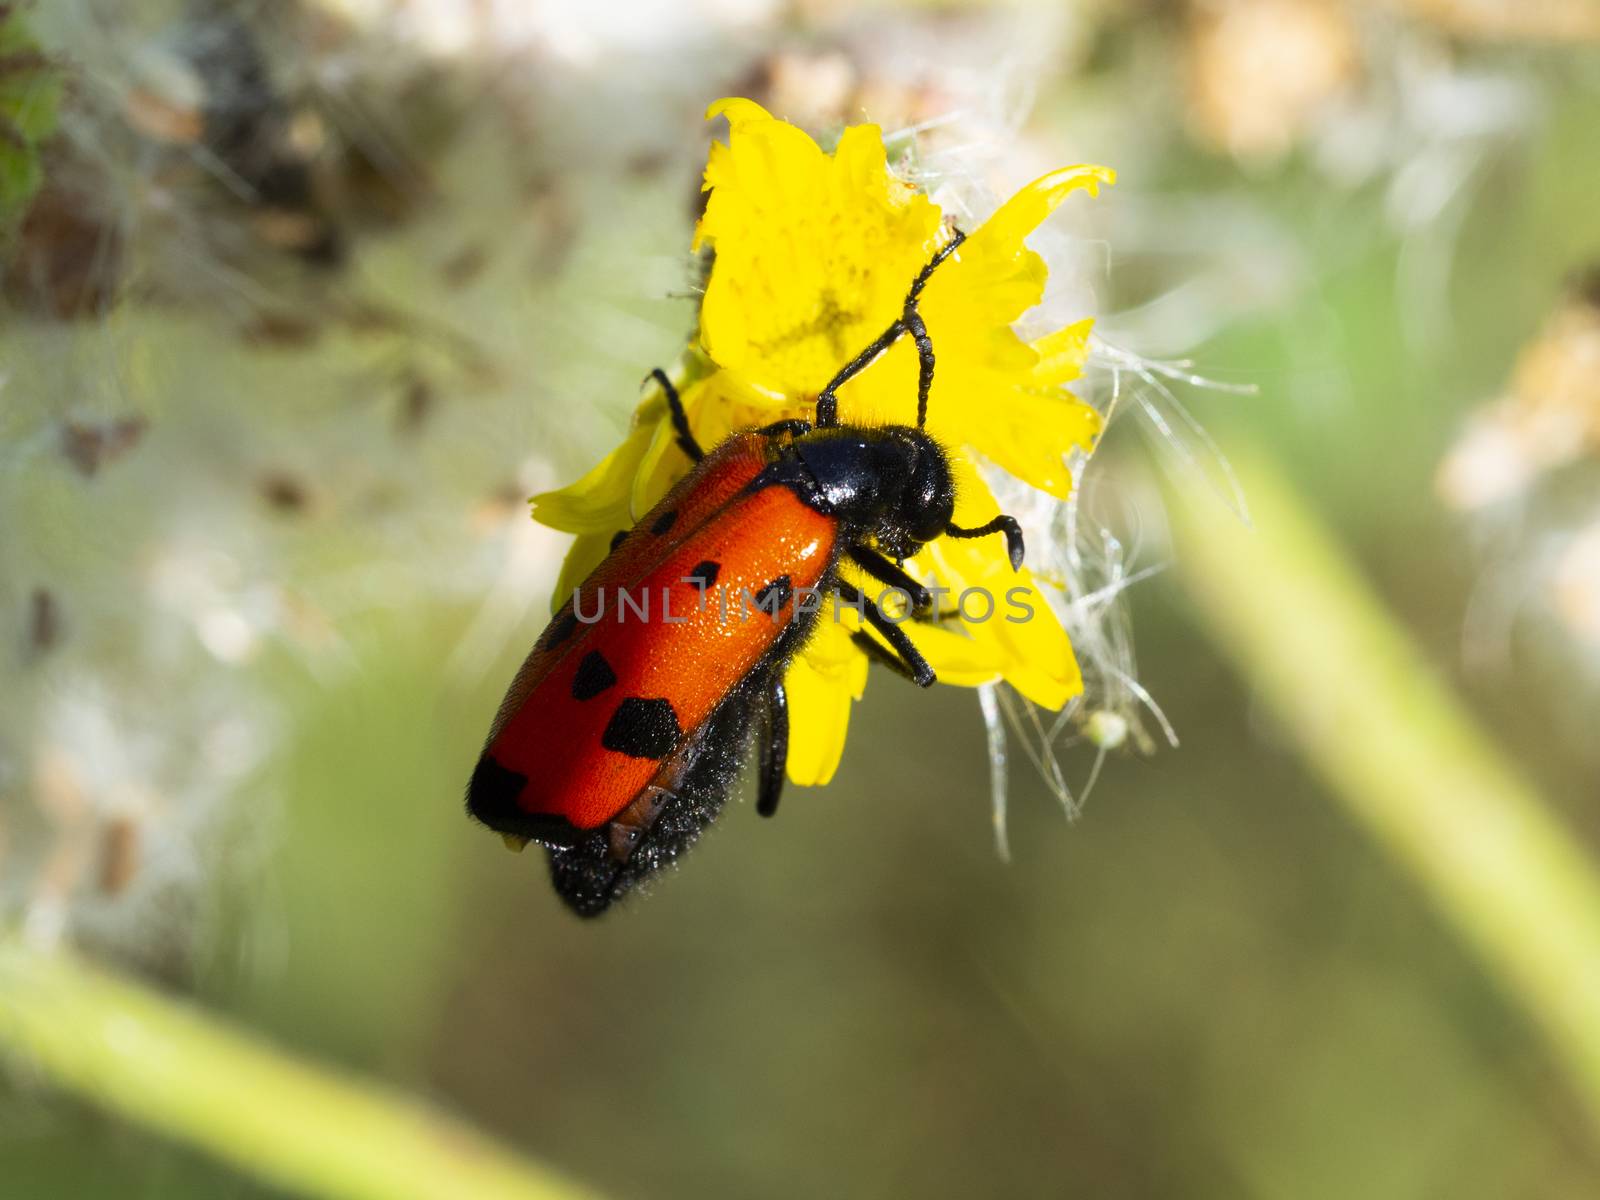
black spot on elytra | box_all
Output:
[571,650,618,701]
[610,529,628,552]
[601,697,682,760]
[650,508,678,536]
[542,611,580,651]
[466,755,529,826]
[754,575,793,614]
[684,560,720,590]
[543,671,771,916]
[466,755,583,847]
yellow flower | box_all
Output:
[533,98,1113,786]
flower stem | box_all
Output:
[1170,439,1600,1129]
[0,937,603,1200]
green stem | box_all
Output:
[1170,440,1600,1129]
[0,937,603,1200]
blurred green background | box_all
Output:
[5,2,1600,1197]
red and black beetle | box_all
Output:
[468,231,1025,915]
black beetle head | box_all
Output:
[792,425,953,558]
[899,435,954,544]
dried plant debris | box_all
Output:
[258,470,314,514]
[96,813,141,897]
[25,586,62,659]
[5,1,453,332]
[182,8,345,267]
[59,414,148,477]
[3,174,126,317]
[0,3,528,960]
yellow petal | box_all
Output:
[923,528,1083,709]
[965,164,1115,262]
[784,620,867,786]
[831,122,893,204]
[891,621,1003,688]
[705,96,778,131]
[531,368,697,534]
[907,168,1110,473]
[549,531,612,616]
[944,449,1005,525]
[530,420,658,534]
[695,99,943,396]
[1031,318,1095,386]
[964,395,1102,499]
[920,166,1113,373]
[992,575,1083,709]
[629,414,684,519]
[909,457,1085,706]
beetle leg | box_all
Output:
[847,547,932,610]
[848,631,920,684]
[837,581,935,687]
[649,368,703,462]
[757,676,788,818]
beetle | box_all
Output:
[467,229,1027,915]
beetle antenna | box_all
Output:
[905,229,966,308]
[813,321,902,429]
[813,228,966,429]
[906,230,965,430]
[945,514,1025,570]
